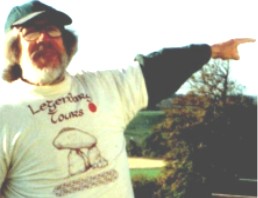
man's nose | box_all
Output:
[37,31,51,42]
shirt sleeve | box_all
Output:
[113,63,149,123]
[135,44,211,107]
[76,63,148,125]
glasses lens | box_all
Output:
[21,27,40,41]
[46,26,62,37]
[21,26,62,41]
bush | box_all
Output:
[132,175,162,198]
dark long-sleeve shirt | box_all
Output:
[136,44,211,107]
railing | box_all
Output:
[212,193,257,198]
[212,178,257,198]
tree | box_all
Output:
[145,60,256,197]
[188,59,244,118]
[127,138,143,156]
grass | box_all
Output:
[125,110,165,144]
[126,110,165,179]
[130,168,163,179]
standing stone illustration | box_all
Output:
[53,127,108,176]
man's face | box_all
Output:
[19,24,66,68]
[17,22,69,85]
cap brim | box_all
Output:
[12,10,72,27]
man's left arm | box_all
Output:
[136,38,255,107]
[135,44,211,107]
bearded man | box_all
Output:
[0,1,255,198]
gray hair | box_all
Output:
[2,28,78,82]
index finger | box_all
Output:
[234,38,256,44]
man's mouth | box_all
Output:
[31,45,60,68]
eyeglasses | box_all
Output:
[20,25,62,41]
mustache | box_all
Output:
[31,43,59,58]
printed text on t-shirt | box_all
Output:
[27,92,97,124]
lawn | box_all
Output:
[125,110,165,144]
[129,157,165,179]
[130,168,163,179]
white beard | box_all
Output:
[22,65,64,85]
[19,52,69,85]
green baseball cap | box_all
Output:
[5,0,72,32]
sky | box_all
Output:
[0,0,257,95]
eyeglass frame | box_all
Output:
[18,25,63,41]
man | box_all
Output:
[0,1,255,198]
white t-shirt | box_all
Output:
[0,63,148,198]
